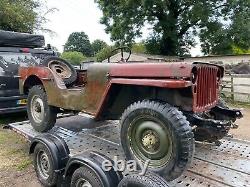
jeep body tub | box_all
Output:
[19,62,224,119]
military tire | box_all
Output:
[120,100,194,181]
[42,57,77,86]
[27,85,57,132]
[118,173,169,187]
[70,166,103,187]
[34,143,58,187]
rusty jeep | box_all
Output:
[19,48,242,180]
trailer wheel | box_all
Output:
[118,173,169,187]
[70,166,103,187]
[27,85,57,132]
[120,100,194,181]
[34,143,58,187]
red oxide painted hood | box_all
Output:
[109,62,193,78]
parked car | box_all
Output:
[0,30,57,114]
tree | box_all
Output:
[232,45,250,55]
[132,43,147,54]
[200,1,250,55]
[64,32,93,57]
[0,0,55,33]
[92,39,108,55]
[96,46,114,62]
[61,51,86,65]
[95,0,250,56]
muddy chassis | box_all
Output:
[185,105,242,144]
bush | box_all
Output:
[96,46,115,62]
[132,43,147,54]
[61,51,86,65]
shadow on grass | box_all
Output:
[0,112,28,125]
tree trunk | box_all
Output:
[158,2,180,56]
[160,34,179,56]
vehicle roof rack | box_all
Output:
[0,30,45,48]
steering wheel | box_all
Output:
[108,47,131,63]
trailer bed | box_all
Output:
[8,115,250,187]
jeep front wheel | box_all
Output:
[120,100,194,181]
[27,85,57,132]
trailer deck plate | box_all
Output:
[8,115,250,187]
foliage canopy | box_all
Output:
[96,0,250,55]
[0,0,55,33]
[92,39,108,55]
[64,32,93,57]
[61,51,86,65]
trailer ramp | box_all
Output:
[8,115,250,187]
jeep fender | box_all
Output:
[30,133,70,171]
[64,151,122,187]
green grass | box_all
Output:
[225,100,250,109]
[0,128,32,171]
[16,159,32,171]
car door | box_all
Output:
[0,53,19,97]
[0,52,22,111]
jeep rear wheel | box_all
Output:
[27,85,57,132]
[120,100,194,181]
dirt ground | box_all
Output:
[0,108,249,186]
[229,107,250,141]
[0,128,41,187]
[0,113,41,187]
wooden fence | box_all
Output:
[221,74,250,103]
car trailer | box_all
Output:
[8,114,250,187]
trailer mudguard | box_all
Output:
[64,151,122,187]
[29,133,70,171]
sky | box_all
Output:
[40,0,202,56]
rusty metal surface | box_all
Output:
[8,115,250,187]
[19,62,222,118]
[109,62,193,78]
[192,65,220,113]
[110,78,192,88]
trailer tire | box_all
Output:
[34,143,58,187]
[70,166,103,187]
[118,173,169,187]
[27,85,57,132]
[120,100,194,181]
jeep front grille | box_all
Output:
[193,66,219,112]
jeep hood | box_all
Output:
[109,62,219,79]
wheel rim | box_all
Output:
[31,95,45,123]
[128,116,173,168]
[76,178,92,187]
[48,60,72,79]
[37,151,50,179]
